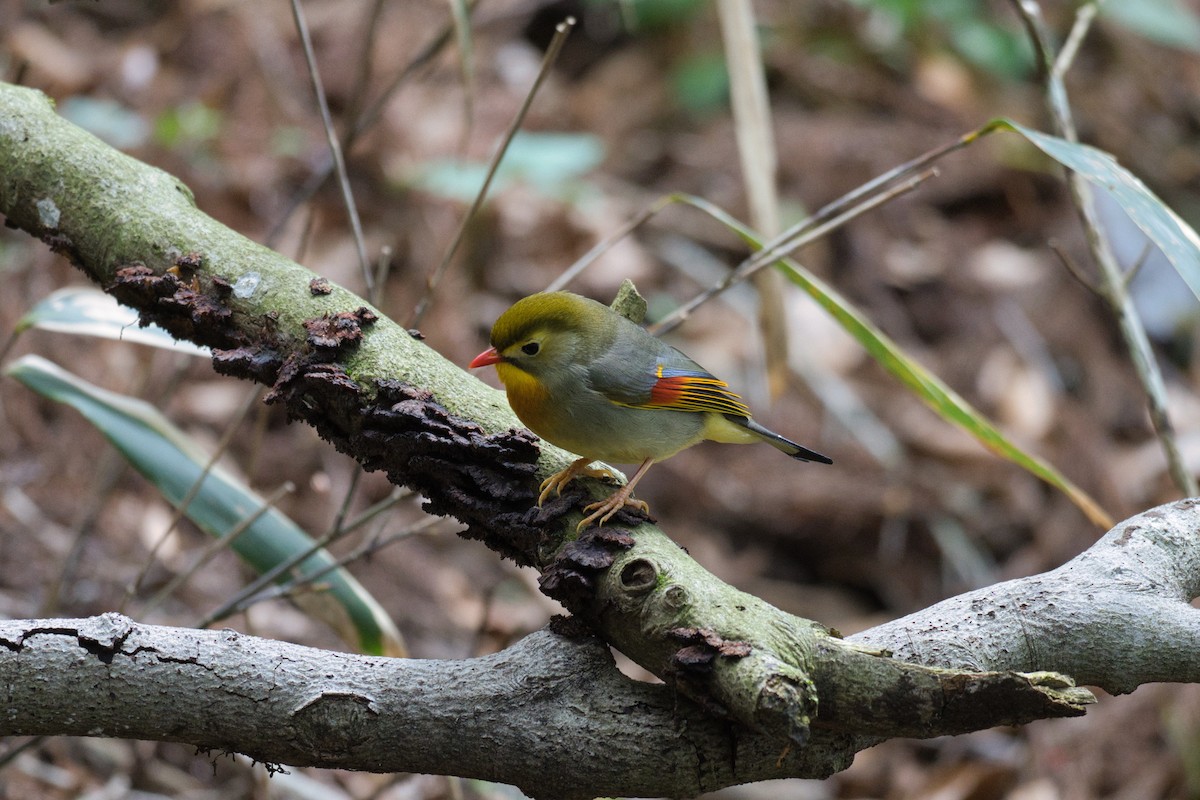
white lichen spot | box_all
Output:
[36,197,60,229]
[233,272,262,299]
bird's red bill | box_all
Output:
[469,347,503,368]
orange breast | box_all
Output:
[495,363,553,432]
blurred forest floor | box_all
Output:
[2,1,1200,798]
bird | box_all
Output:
[469,291,831,530]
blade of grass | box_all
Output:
[1008,0,1198,497]
[664,196,1114,529]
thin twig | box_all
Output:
[0,737,43,770]
[1053,1,1098,82]
[141,481,296,616]
[740,169,938,280]
[1121,241,1155,291]
[265,8,467,246]
[330,471,363,545]
[788,127,980,246]
[407,17,577,328]
[120,386,264,611]
[291,0,374,295]
[544,194,676,292]
[215,516,443,621]
[197,488,412,628]
[1048,240,1102,296]
[555,125,975,303]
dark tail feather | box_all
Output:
[734,416,832,464]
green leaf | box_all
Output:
[1101,0,1200,54]
[411,131,604,202]
[153,101,222,149]
[671,53,730,115]
[58,97,149,150]
[673,193,1113,530]
[6,355,404,656]
[16,287,209,356]
[993,118,1200,307]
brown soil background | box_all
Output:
[2,1,1200,798]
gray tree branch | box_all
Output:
[0,615,853,799]
[853,499,1200,693]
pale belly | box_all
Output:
[512,391,709,464]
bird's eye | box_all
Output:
[521,342,541,356]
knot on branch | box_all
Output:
[291,692,379,761]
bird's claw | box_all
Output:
[536,458,620,507]
[535,456,651,531]
[575,492,650,532]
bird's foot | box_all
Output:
[576,485,651,532]
[537,457,620,507]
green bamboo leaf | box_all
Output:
[1101,0,1200,54]
[673,193,1114,530]
[17,287,209,356]
[411,132,605,202]
[992,118,1200,303]
[6,355,405,656]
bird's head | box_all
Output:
[469,292,613,383]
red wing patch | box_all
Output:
[636,365,751,417]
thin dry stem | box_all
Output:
[141,481,296,616]
[408,17,576,328]
[224,516,444,617]
[198,489,414,628]
[718,0,789,397]
[265,5,470,245]
[649,168,936,337]
[120,387,265,612]
[545,194,676,291]
[290,0,374,295]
